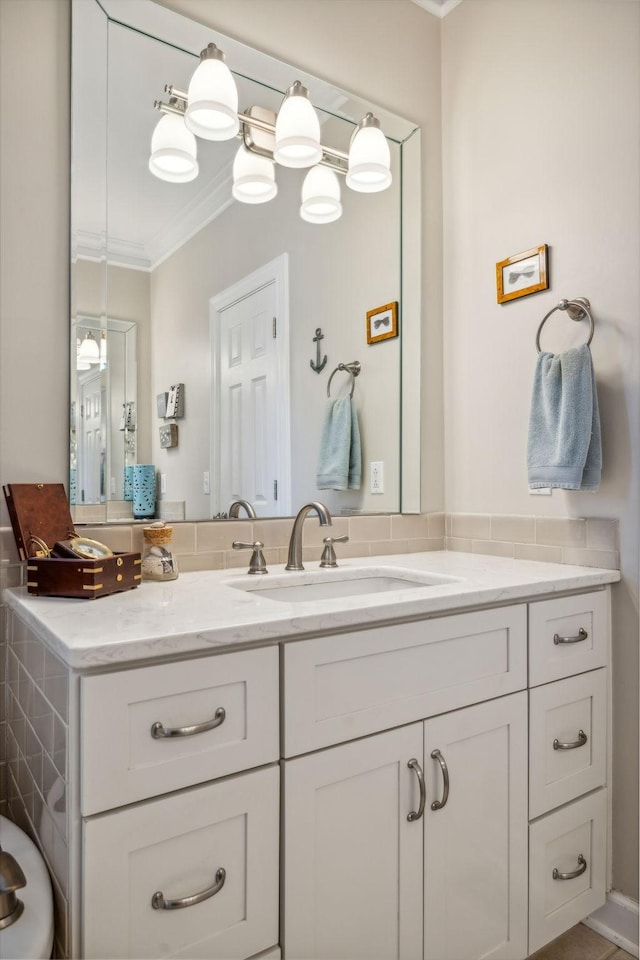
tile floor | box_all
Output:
[529,922,635,960]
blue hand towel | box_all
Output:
[317,397,362,490]
[527,344,601,491]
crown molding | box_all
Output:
[411,0,462,18]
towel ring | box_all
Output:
[327,361,361,398]
[536,298,594,354]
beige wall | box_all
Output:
[0,0,70,513]
[442,0,640,898]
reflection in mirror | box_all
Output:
[71,314,137,511]
[70,0,420,523]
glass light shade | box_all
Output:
[300,165,342,224]
[274,83,322,168]
[77,332,100,363]
[149,113,199,183]
[232,145,278,204]
[184,53,239,141]
[346,121,392,193]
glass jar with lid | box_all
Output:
[141,521,178,581]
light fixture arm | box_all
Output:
[156,88,350,175]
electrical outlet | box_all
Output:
[160,473,167,494]
[529,487,552,496]
[203,471,210,495]
[370,461,384,494]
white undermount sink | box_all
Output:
[227,567,459,603]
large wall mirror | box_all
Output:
[70,0,421,523]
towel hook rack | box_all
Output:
[536,297,594,354]
[327,361,361,398]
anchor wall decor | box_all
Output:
[310,327,328,374]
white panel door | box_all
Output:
[283,724,424,960]
[423,692,528,960]
[218,281,277,515]
[79,370,104,503]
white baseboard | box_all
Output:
[583,890,639,958]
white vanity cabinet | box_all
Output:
[281,589,610,960]
[527,591,610,954]
[79,646,281,960]
[283,693,528,960]
[4,559,615,960]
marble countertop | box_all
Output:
[4,551,620,669]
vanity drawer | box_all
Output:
[528,590,609,686]
[283,604,527,757]
[83,764,279,960]
[528,789,607,955]
[529,669,607,818]
[81,646,279,815]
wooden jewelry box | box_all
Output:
[3,483,141,599]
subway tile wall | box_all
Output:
[3,609,70,959]
[445,513,619,569]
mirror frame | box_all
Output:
[71,0,422,520]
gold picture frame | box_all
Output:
[366,301,398,344]
[496,244,548,304]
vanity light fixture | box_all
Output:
[76,339,91,371]
[346,113,392,193]
[150,43,392,222]
[77,331,100,364]
[149,104,199,183]
[273,81,322,168]
[232,144,278,204]
[184,43,239,141]
[300,165,342,224]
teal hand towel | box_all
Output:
[527,344,601,491]
[317,397,362,490]
[348,400,362,489]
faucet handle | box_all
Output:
[232,540,268,575]
[319,535,349,568]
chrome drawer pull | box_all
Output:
[407,758,426,822]
[430,749,449,811]
[553,729,588,751]
[553,854,587,881]
[151,706,226,739]
[152,867,226,910]
[553,627,588,645]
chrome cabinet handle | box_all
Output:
[407,758,425,822]
[152,867,226,910]
[430,749,449,811]
[151,706,225,739]
[553,729,588,751]
[553,627,588,645]
[553,854,587,881]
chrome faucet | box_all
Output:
[228,499,257,519]
[285,501,332,571]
